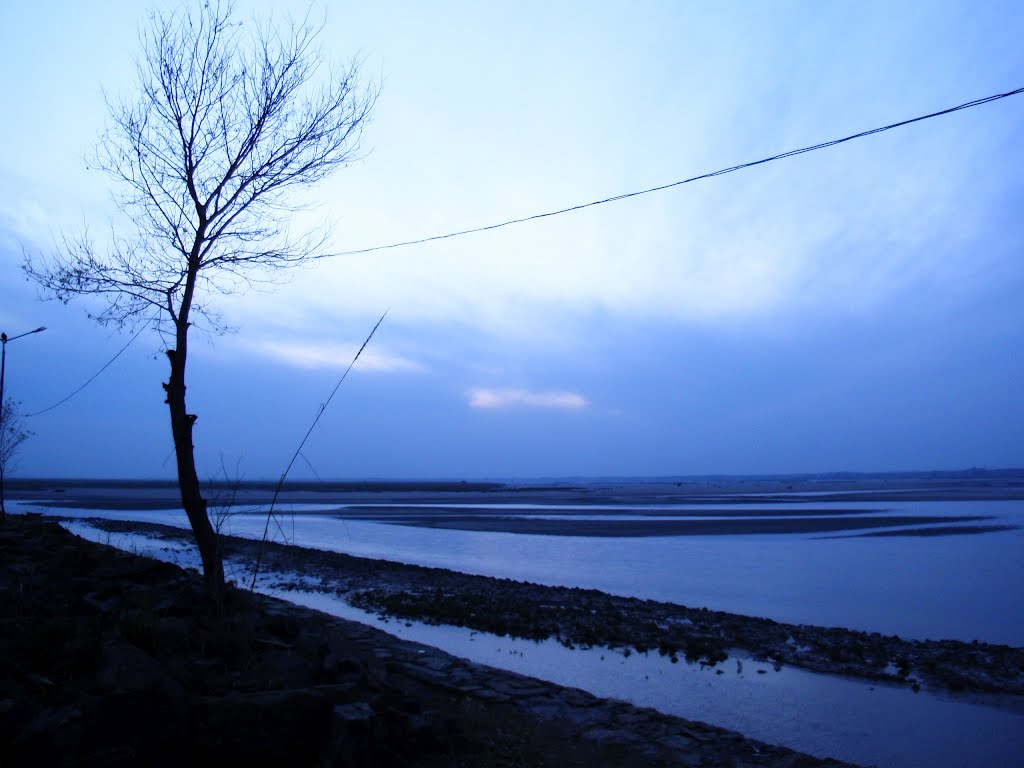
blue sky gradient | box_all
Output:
[1,1,1022,479]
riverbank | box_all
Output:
[74,515,1024,698]
[1,515,852,767]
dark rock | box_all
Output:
[192,688,333,766]
[325,702,377,767]
[94,641,181,700]
[84,691,184,767]
[1,515,862,767]
[244,647,320,690]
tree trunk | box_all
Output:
[164,346,225,605]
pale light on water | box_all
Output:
[24,498,1024,644]
[14,489,1024,768]
[237,500,1024,645]
[55,520,1024,768]
[281,590,1024,768]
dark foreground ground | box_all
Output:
[1,516,851,767]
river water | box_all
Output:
[12,493,1024,767]
[25,496,1023,644]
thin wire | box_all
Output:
[26,324,149,416]
[25,89,1021,417]
[325,86,1024,258]
[248,309,389,590]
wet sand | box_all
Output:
[9,468,1024,511]
[13,470,1022,538]
[340,511,995,537]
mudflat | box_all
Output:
[10,468,1024,510]
[11,469,1024,540]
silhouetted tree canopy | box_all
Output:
[24,0,377,601]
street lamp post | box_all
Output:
[0,326,46,519]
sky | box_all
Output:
[1,0,1022,480]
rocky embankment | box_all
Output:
[2,516,853,767]
[80,516,1024,697]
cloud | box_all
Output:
[237,338,424,373]
[468,387,588,410]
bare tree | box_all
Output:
[0,399,33,520]
[25,1,376,602]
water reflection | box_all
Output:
[60,521,1024,768]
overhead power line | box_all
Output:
[21,86,1023,415]
[26,323,149,417]
[328,86,1024,258]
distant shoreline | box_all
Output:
[8,468,1024,510]
[8,466,1024,487]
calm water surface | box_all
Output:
[21,497,1024,645]
[54,520,1024,768]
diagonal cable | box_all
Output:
[26,323,149,417]
[248,310,388,590]
[325,86,1024,258]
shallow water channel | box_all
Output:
[59,519,1024,768]
[34,497,1024,645]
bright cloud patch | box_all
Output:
[469,388,588,410]
[241,339,423,373]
